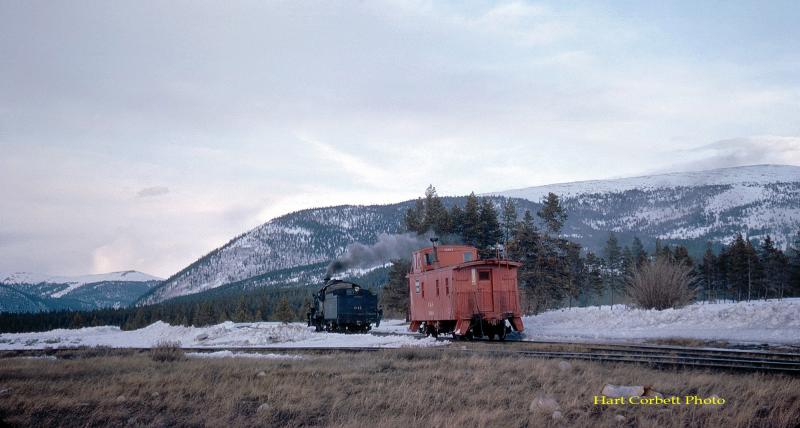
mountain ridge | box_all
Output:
[0,270,162,313]
[137,164,800,305]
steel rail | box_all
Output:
[4,343,800,374]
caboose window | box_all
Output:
[415,279,420,294]
[464,252,473,262]
[436,280,439,296]
[425,253,433,265]
[479,270,490,281]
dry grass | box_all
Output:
[0,348,798,427]
[150,341,185,362]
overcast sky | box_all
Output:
[1,1,799,277]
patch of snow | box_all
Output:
[0,321,443,350]
[186,351,305,360]
[491,164,800,201]
[371,319,415,335]
[522,298,800,345]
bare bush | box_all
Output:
[150,340,185,362]
[627,256,696,310]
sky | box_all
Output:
[1,0,799,277]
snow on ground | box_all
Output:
[523,298,800,346]
[0,321,442,350]
[186,351,306,360]
[3,299,797,350]
[372,319,415,335]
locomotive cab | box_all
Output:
[407,245,524,340]
[308,279,382,333]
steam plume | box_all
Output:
[326,232,431,278]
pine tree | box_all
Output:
[501,199,517,246]
[404,198,425,234]
[700,242,718,301]
[233,296,249,322]
[423,185,450,235]
[759,236,788,300]
[381,259,411,319]
[744,239,762,301]
[461,193,481,247]
[603,232,623,309]
[789,231,800,296]
[621,246,633,275]
[477,198,502,258]
[674,245,693,268]
[537,192,567,235]
[631,237,647,267]
[449,205,465,236]
[275,297,294,324]
[508,210,541,312]
[584,251,605,305]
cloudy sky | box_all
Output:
[1,1,799,277]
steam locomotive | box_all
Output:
[307,279,383,333]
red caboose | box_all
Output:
[407,244,524,340]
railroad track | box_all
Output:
[4,340,800,374]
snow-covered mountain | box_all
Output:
[138,206,406,304]
[492,164,800,248]
[139,164,800,306]
[0,270,162,313]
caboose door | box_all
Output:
[477,269,494,312]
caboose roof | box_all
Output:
[453,259,522,269]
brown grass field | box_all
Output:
[0,347,798,427]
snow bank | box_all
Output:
[522,298,800,345]
[371,319,414,335]
[0,321,442,350]
[186,351,305,360]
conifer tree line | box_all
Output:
[383,186,800,315]
[0,286,314,333]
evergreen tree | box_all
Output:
[700,242,718,301]
[537,192,567,235]
[501,199,517,245]
[449,205,465,237]
[564,242,584,308]
[603,232,623,309]
[461,193,481,247]
[760,236,788,300]
[631,237,647,267]
[508,210,541,312]
[275,297,295,324]
[621,246,633,275]
[477,198,502,258]
[726,234,762,301]
[404,198,425,234]
[789,231,800,296]
[674,245,693,268]
[381,259,411,319]
[233,296,249,322]
[584,251,605,305]
[423,185,451,235]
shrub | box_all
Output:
[626,256,696,310]
[150,340,185,362]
